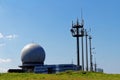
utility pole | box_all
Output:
[89,36,93,71]
[94,58,97,72]
[81,10,84,71]
[93,52,97,72]
[70,18,84,69]
[85,29,88,71]
[81,28,84,71]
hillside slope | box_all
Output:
[0,71,120,80]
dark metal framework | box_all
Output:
[85,29,88,71]
[70,19,84,68]
[89,36,93,71]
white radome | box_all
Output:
[21,43,45,65]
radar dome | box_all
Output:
[21,43,45,65]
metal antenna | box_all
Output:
[89,35,93,71]
[93,52,97,72]
[81,29,84,71]
[70,17,84,70]
[77,17,79,26]
[81,9,84,26]
[94,57,97,72]
[80,9,85,71]
[85,29,88,71]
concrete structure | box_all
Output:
[34,64,78,73]
[18,43,79,73]
[8,43,103,73]
[19,43,45,72]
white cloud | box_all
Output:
[0,58,12,63]
[6,34,18,40]
[0,33,18,40]
[0,33,4,39]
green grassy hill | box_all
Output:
[0,71,120,80]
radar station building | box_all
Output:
[16,43,79,73]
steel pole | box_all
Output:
[81,36,84,71]
[76,28,80,67]
[85,31,88,71]
[89,36,93,71]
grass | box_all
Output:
[0,71,120,80]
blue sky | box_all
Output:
[0,0,120,73]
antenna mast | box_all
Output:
[81,9,85,71]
